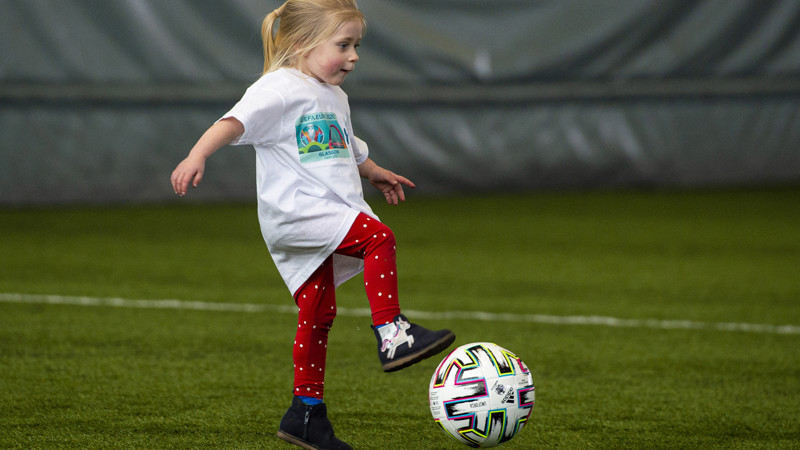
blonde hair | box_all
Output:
[261,0,366,74]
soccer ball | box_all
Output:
[429,342,535,447]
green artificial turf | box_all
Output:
[1,188,799,449]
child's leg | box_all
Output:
[335,213,401,326]
[292,256,336,400]
[337,213,456,373]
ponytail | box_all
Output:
[261,4,285,74]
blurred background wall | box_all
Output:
[2,0,800,205]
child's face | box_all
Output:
[301,19,362,86]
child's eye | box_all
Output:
[338,42,359,50]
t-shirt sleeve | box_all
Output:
[351,135,369,165]
[221,83,285,147]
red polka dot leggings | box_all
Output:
[291,213,401,399]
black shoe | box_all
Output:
[276,396,352,450]
[372,314,456,372]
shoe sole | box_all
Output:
[276,430,316,449]
[382,331,456,372]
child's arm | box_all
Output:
[171,117,245,196]
[358,158,416,205]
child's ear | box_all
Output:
[292,43,306,60]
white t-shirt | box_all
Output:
[222,68,377,295]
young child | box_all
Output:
[170,1,455,448]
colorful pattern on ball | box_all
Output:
[429,342,535,448]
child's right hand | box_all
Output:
[171,155,206,196]
[170,118,244,196]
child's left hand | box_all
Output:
[370,169,416,205]
[358,158,415,205]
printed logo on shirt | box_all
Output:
[295,112,350,163]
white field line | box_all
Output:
[2,292,800,335]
